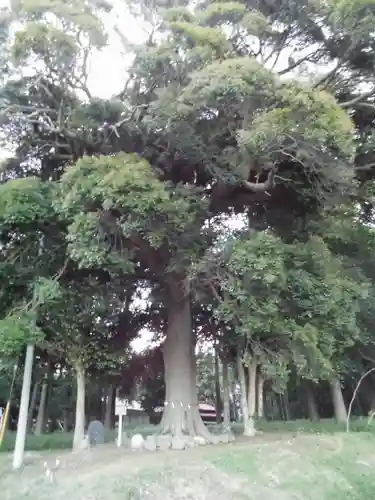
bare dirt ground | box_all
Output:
[1,433,374,500]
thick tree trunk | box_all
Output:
[104,384,114,429]
[34,378,48,436]
[305,384,319,421]
[27,380,39,433]
[73,363,86,450]
[160,280,213,441]
[330,377,347,423]
[237,353,255,436]
[257,373,264,419]
[214,346,221,424]
[222,357,231,429]
[247,358,257,418]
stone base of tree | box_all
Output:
[130,432,235,451]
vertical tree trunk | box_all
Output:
[330,377,347,423]
[214,346,221,424]
[62,409,69,432]
[42,362,53,433]
[27,381,39,433]
[222,357,231,429]
[104,384,114,429]
[160,279,213,441]
[73,362,86,450]
[257,373,264,419]
[305,383,319,421]
[12,344,34,470]
[34,378,48,436]
[247,358,257,418]
[282,391,291,421]
[237,352,255,436]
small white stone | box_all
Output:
[144,436,157,451]
[157,434,172,450]
[171,436,188,450]
[131,433,145,450]
[193,435,206,446]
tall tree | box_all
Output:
[2,0,375,441]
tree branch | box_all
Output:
[346,367,375,432]
[278,52,318,76]
[340,89,375,109]
[242,167,276,193]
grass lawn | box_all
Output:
[1,432,375,499]
[1,421,375,499]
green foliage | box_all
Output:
[0,178,54,226]
[0,312,44,355]
[198,2,247,26]
[11,0,108,47]
[34,277,62,306]
[168,22,229,54]
[206,228,368,383]
[12,22,77,69]
[57,152,208,271]
[179,56,276,112]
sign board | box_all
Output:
[115,398,128,416]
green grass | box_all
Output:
[206,433,375,500]
[1,431,375,499]
[0,424,159,453]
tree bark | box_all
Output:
[247,358,257,418]
[104,383,114,429]
[62,410,69,432]
[73,362,86,450]
[27,380,39,433]
[160,280,213,441]
[34,378,48,436]
[282,391,291,421]
[257,373,264,419]
[305,383,319,421]
[237,352,255,436]
[214,346,221,424]
[222,357,231,429]
[330,377,347,423]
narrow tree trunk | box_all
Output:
[282,391,291,421]
[237,352,255,436]
[34,378,48,436]
[62,410,69,432]
[222,357,231,429]
[160,280,213,441]
[104,384,114,429]
[214,347,221,424]
[27,381,39,433]
[42,362,53,433]
[306,383,319,421]
[73,362,86,451]
[257,373,264,419]
[247,358,257,418]
[330,377,347,423]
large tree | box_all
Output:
[2,0,375,440]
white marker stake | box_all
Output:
[117,413,123,447]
